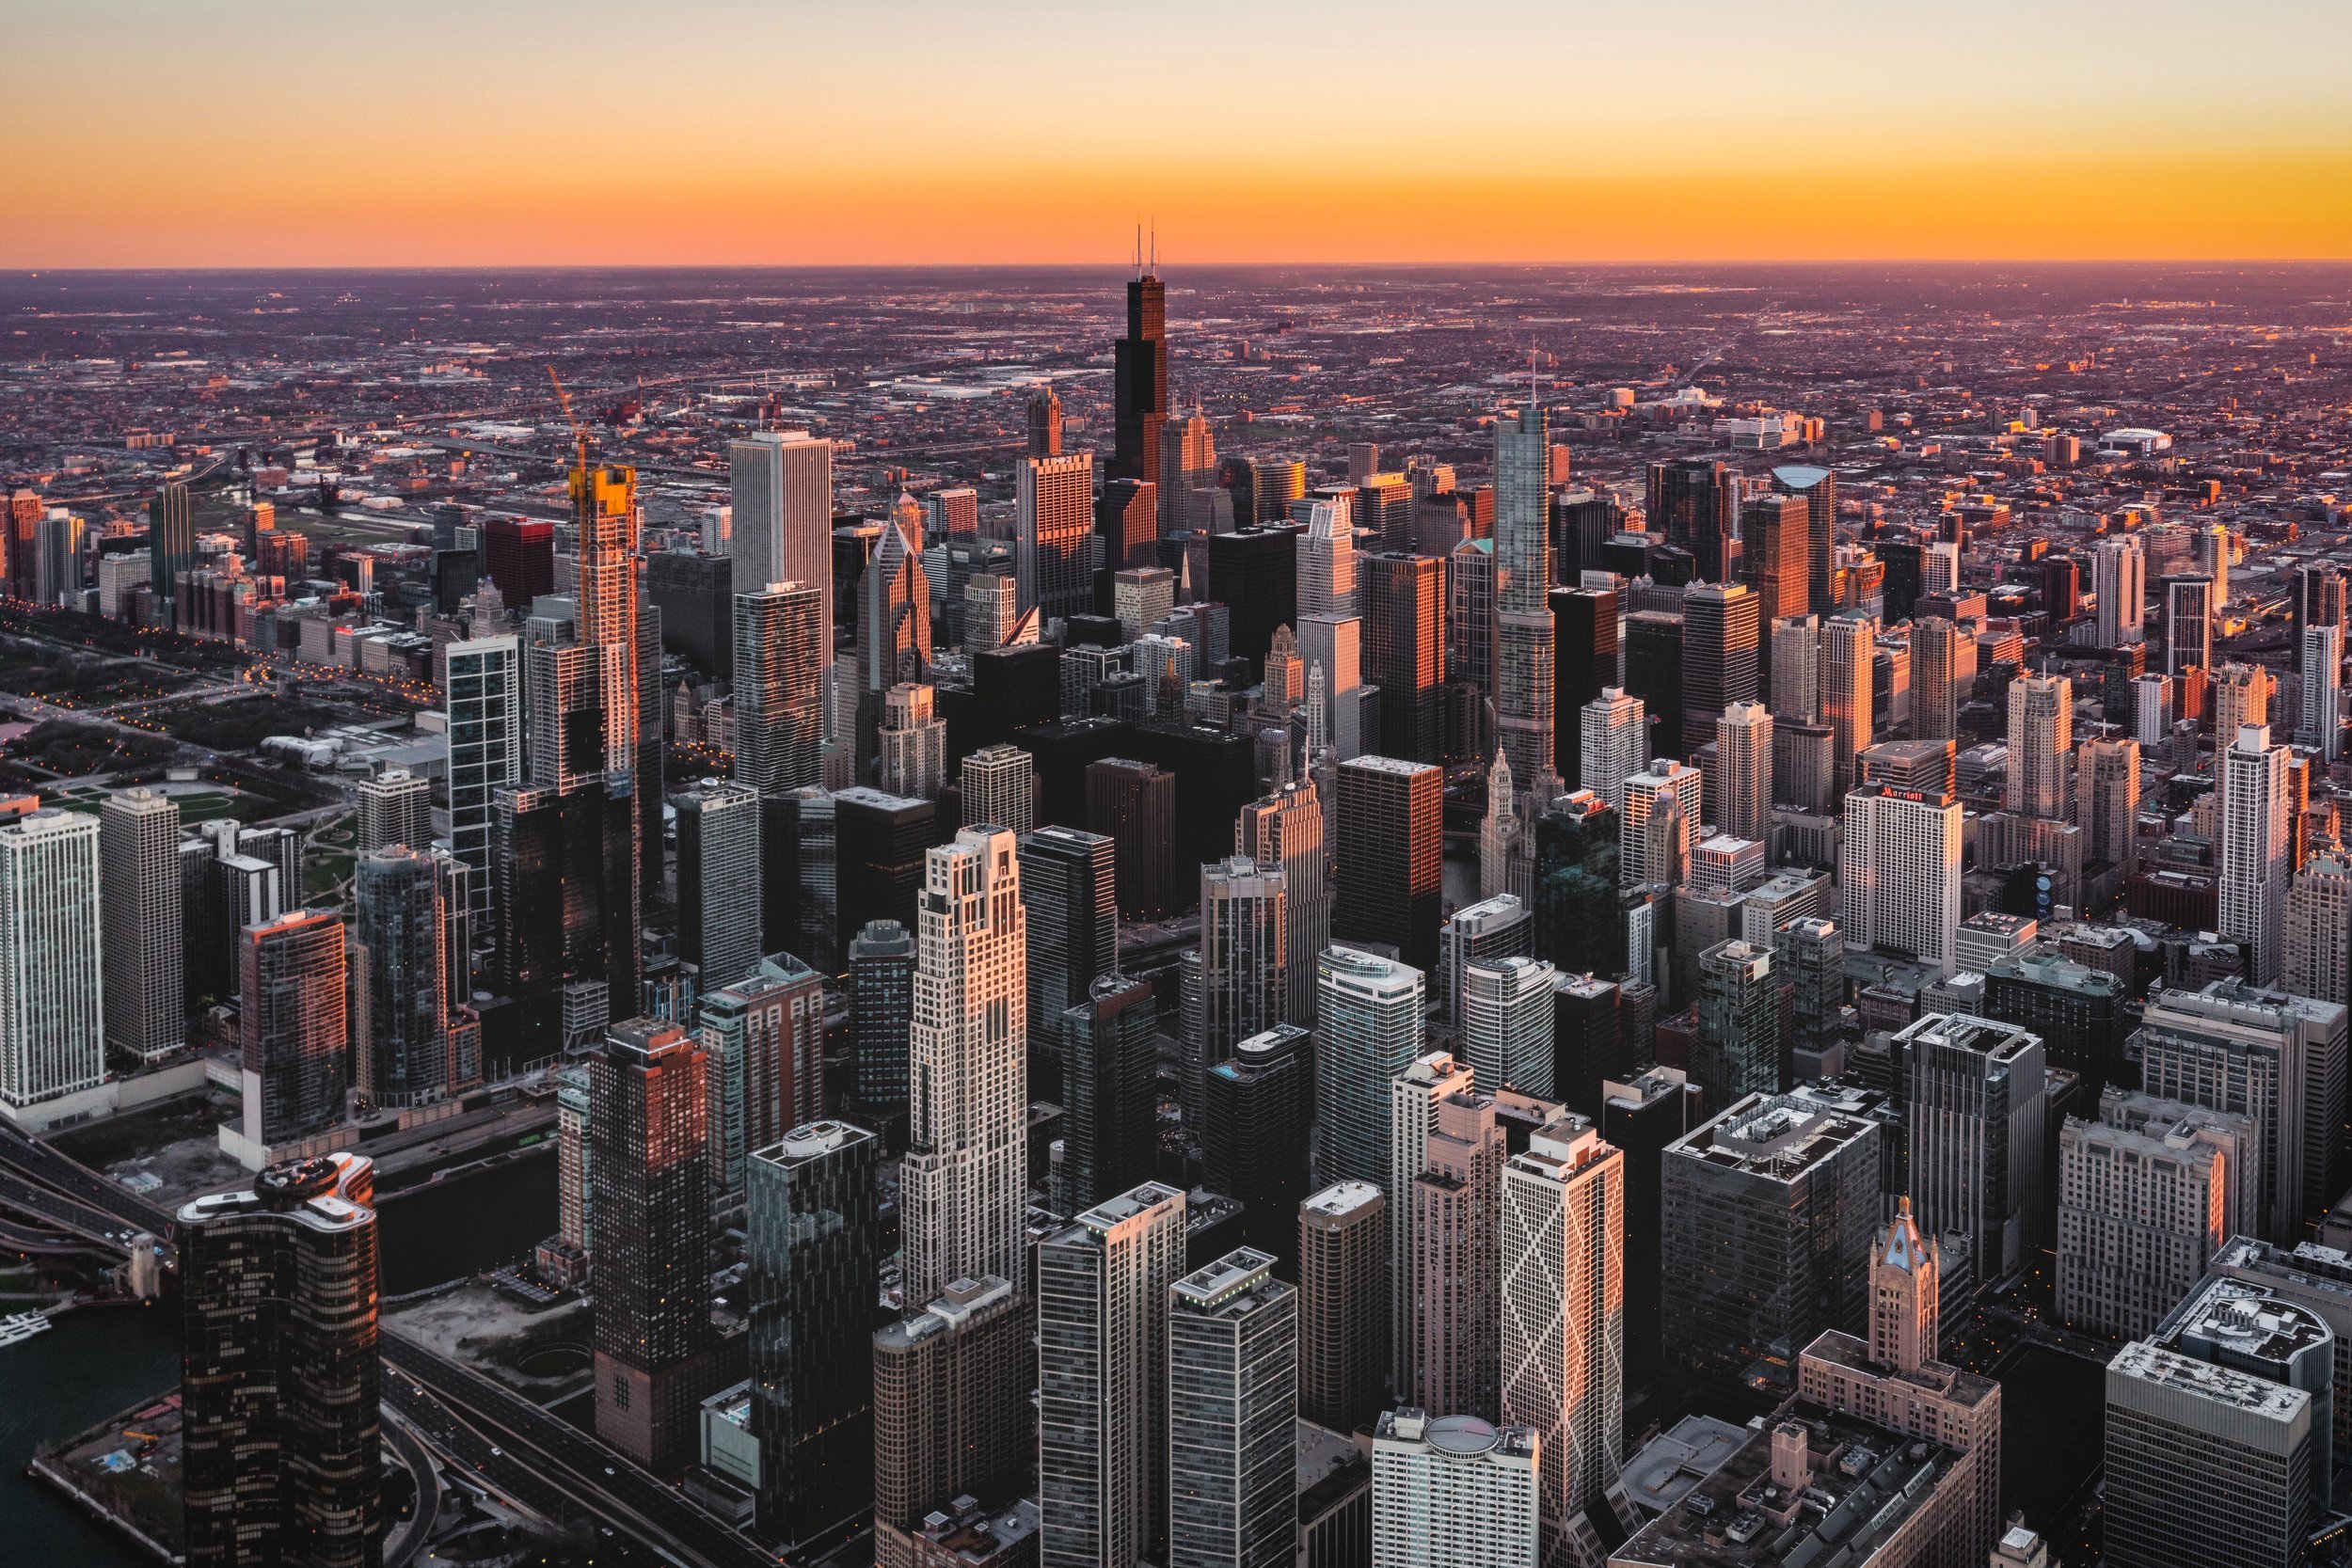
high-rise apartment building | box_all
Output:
[2076,734,2141,877]
[1661,1092,1881,1387]
[1201,1022,1313,1268]
[239,909,346,1151]
[747,1121,880,1551]
[1907,615,1969,742]
[2220,724,2293,985]
[674,778,763,992]
[1370,1410,1540,1568]
[1740,493,1810,644]
[352,847,456,1112]
[591,1019,715,1470]
[2302,622,2344,761]
[1298,1180,1387,1434]
[855,505,932,780]
[1390,1051,1475,1398]
[1333,756,1443,974]
[1193,857,1287,1116]
[2094,535,2146,648]
[1039,1181,1188,1568]
[1020,452,1099,626]
[1900,1013,2048,1288]
[2286,850,2352,1007]
[1578,688,1645,811]
[1167,1248,1297,1568]
[1460,956,1557,1100]
[180,1152,379,1568]
[1839,784,1963,975]
[901,828,1028,1308]
[698,954,826,1198]
[2058,1089,2255,1339]
[1413,1090,1508,1423]
[2006,673,2074,821]
[355,767,431,855]
[1499,1118,1624,1568]
[101,787,183,1065]
[1713,701,1771,843]
[873,1275,1034,1568]
[1318,947,1428,1197]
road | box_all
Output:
[380,1414,445,1568]
[0,1122,772,1568]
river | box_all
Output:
[0,1152,557,1562]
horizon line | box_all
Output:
[10,256,2352,276]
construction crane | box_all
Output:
[547,364,590,477]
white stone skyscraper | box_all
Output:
[901,827,1029,1308]
[0,809,104,1123]
[1390,1051,1475,1400]
[1500,1117,1624,1568]
[1479,750,1525,904]
[2220,724,2292,986]
[961,744,1036,838]
[1371,1411,1541,1568]
[1492,404,1555,803]
[102,786,183,1064]
[2005,673,2074,820]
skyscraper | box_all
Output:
[1460,957,1557,1100]
[728,430,835,684]
[1839,784,1963,975]
[1062,974,1159,1213]
[747,1121,880,1552]
[1317,947,1428,1200]
[1499,1118,1624,1568]
[1901,1012,2049,1288]
[101,787,183,1065]
[1413,1089,1508,1422]
[148,480,193,624]
[901,828,1028,1308]
[2163,574,2214,675]
[1363,553,1447,764]
[1029,388,1065,457]
[1740,493,1810,646]
[1493,404,1556,796]
[1714,701,1771,843]
[2093,535,2146,648]
[698,953,826,1197]
[1297,1180,1387,1434]
[1159,408,1215,537]
[847,919,916,1123]
[2076,734,2141,877]
[1333,756,1443,974]
[1369,1411,1541,1568]
[1018,826,1120,1062]
[445,633,520,922]
[1021,452,1100,625]
[2057,1089,2254,1339]
[1087,757,1178,920]
[239,909,346,1152]
[591,1018,715,1470]
[856,502,932,779]
[2302,622,2344,761]
[2006,673,2074,821]
[1167,1248,1297,1568]
[873,1275,1033,1568]
[1691,939,1781,1107]
[1619,760,1701,891]
[733,581,827,793]
[352,847,453,1112]
[1577,688,1645,811]
[1237,779,1328,1024]
[674,779,763,992]
[1820,612,1877,795]
[1646,458,1739,582]
[1772,464,1838,617]
[1908,615,1969,742]
[1661,1092,1881,1387]
[180,1152,379,1568]
[1114,261,1168,486]
[2220,724,2293,985]
[1678,582,1759,756]
[1194,857,1287,1114]
[355,768,431,855]
[879,682,947,800]
[1039,1181,1188,1568]
[962,744,1037,837]
[1390,1051,1475,1396]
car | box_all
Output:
[490,1447,502,1457]
[604,1465,616,1476]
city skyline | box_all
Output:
[8,2,2352,266]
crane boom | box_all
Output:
[547,364,589,476]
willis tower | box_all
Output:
[1113,238,1168,487]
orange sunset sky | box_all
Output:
[7,0,2351,266]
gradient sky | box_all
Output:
[7,0,2351,266]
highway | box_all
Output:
[0,1122,777,1568]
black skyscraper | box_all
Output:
[1114,263,1168,486]
[1551,585,1618,792]
[1059,974,1159,1213]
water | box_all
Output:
[0,1305,182,1568]
[376,1148,559,1295]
